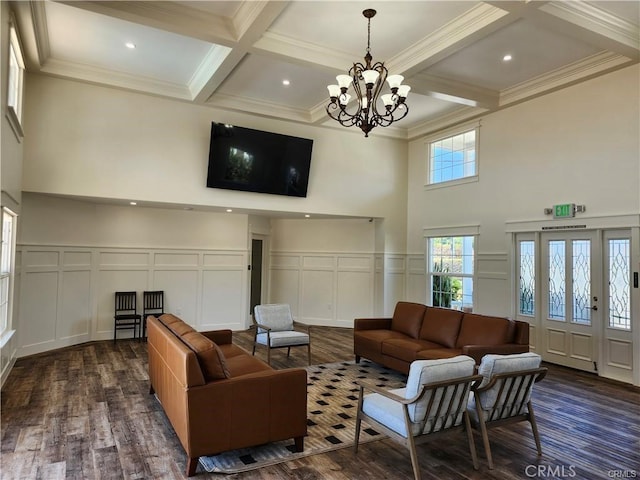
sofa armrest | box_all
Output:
[354,318,392,331]
[201,329,233,345]
[186,368,307,455]
[461,344,530,364]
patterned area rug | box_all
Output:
[199,360,407,474]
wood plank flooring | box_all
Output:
[2,326,639,479]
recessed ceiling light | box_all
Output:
[304,214,310,218]
[282,79,290,86]
[503,54,512,62]
[226,209,233,213]
[125,42,136,49]
[129,201,137,206]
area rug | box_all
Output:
[199,360,407,474]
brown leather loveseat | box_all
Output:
[147,314,307,476]
[354,302,530,374]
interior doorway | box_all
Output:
[250,236,266,317]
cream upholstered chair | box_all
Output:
[252,304,311,365]
[354,356,482,480]
[468,352,547,469]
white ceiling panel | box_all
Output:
[45,1,220,85]
[426,18,603,91]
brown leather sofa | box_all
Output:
[147,314,307,476]
[354,302,530,374]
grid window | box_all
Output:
[7,20,25,135]
[429,129,476,184]
[428,236,474,310]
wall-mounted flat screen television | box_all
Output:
[206,122,313,197]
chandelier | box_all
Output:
[326,9,410,137]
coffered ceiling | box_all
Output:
[12,1,640,139]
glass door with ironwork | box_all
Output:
[541,231,601,372]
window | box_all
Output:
[607,238,630,330]
[427,127,477,185]
[0,209,17,337]
[428,236,474,310]
[518,240,535,316]
[6,17,25,138]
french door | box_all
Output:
[541,231,600,372]
[516,229,634,382]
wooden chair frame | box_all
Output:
[355,374,483,480]
[251,320,311,365]
[141,290,164,340]
[470,366,548,469]
[113,291,141,343]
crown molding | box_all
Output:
[40,58,191,100]
[500,51,633,106]
[206,93,312,123]
[407,106,486,141]
[253,31,354,72]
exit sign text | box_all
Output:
[553,203,575,219]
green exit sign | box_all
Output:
[553,203,575,219]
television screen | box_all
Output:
[206,123,313,197]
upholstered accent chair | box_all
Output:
[354,356,482,480]
[468,352,547,469]
[252,304,311,365]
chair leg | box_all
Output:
[402,406,421,480]
[287,346,291,357]
[406,431,421,480]
[307,343,311,365]
[475,407,494,469]
[464,412,479,470]
[528,401,543,456]
[354,390,364,453]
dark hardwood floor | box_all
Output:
[2,326,639,479]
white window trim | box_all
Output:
[424,120,481,188]
[0,208,17,339]
[6,13,25,141]
[424,228,478,309]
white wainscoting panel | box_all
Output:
[301,270,334,322]
[270,252,375,327]
[60,270,91,340]
[17,245,249,356]
[153,270,199,327]
[20,271,58,350]
[201,269,246,331]
[474,253,508,316]
[406,254,426,304]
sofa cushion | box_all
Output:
[416,347,463,360]
[419,307,463,348]
[455,314,515,348]
[225,354,273,377]
[390,302,426,339]
[381,338,442,363]
[158,313,196,337]
[181,331,231,380]
[354,330,410,354]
